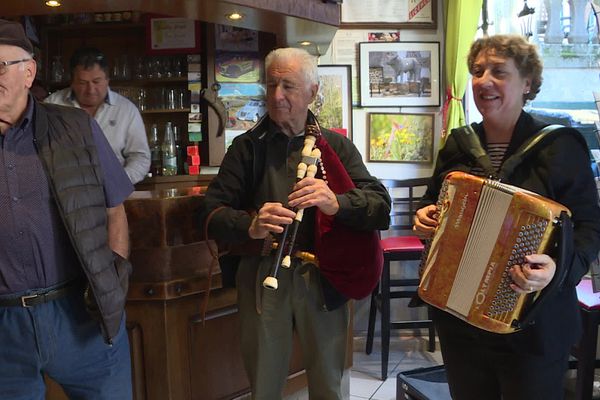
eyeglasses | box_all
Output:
[0,59,32,75]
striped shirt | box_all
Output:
[470,142,510,176]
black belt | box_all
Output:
[0,280,82,308]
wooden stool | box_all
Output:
[365,178,435,381]
[365,235,435,381]
[572,277,600,400]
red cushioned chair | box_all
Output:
[366,178,436,380]
[569,276,600,400]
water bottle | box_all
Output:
[162,122,178,176]
[149,123,162,177]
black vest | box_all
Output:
[33,101,128,342]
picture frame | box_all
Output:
[215,52,262,83]
[146,16,201,55]
[341,0,437,29]
[359,41,440,107]
[215,24,259,52]
[310,65,353,139]
[218,83,267,151]
[367,112,434,163]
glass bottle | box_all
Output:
[137,88,146,112]
[120,54,130,80]
[173,125,185,175]
[172,57,183,78]
[162,122,178,176]
[111,57,121,79]
[149,123,162,177]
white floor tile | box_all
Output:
[350,334,443,400]
[349,369,384,398]
[371,376,398,400]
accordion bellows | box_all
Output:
[418,172,570,333]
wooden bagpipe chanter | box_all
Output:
[418,171,573,334]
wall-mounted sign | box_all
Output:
[147,16,201,55]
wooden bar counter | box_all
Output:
[47,187,310,400]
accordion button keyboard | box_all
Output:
[486,217,547,320]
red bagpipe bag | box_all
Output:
[313,134,383,299]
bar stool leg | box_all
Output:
[381,259,391,380]
[427,306,435,352]
[575,308,599,400]
[366,283,379,355]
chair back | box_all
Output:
[380,178,430,235]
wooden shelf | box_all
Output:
[111,77,189,86]
[141,108,191,114]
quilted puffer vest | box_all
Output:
[33,101,127,343]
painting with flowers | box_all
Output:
[367,112,433,163]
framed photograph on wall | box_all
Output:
[310,65,353,139]
[359,41,440,107]
[367,112,434,163]
[215,52,262,83]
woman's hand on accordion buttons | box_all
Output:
[413,205,439,239]
[248,202,295,239]
[509,254,556,294]
[288,177,339,216]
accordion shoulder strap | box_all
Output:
[452,124,497,178]
[453,124,566,180]
[499,124,564,179]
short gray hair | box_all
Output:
[265,47,318,87]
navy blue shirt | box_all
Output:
[0,97,133,295]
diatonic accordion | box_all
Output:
[418,171,571,333]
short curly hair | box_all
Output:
[467,35,543,103]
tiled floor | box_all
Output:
[349,335,443,400]
[286,333,600,400]
[284,334,443,400]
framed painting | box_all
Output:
[359,41,440,107]
[310,65,353,139]
[367,112,434,163]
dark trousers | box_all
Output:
[237,257,349,400]
[436,316,569,400]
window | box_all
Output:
[467,0,600,132]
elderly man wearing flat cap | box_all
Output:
[0,19,134,399]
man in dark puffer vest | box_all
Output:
[0,20,134,399]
